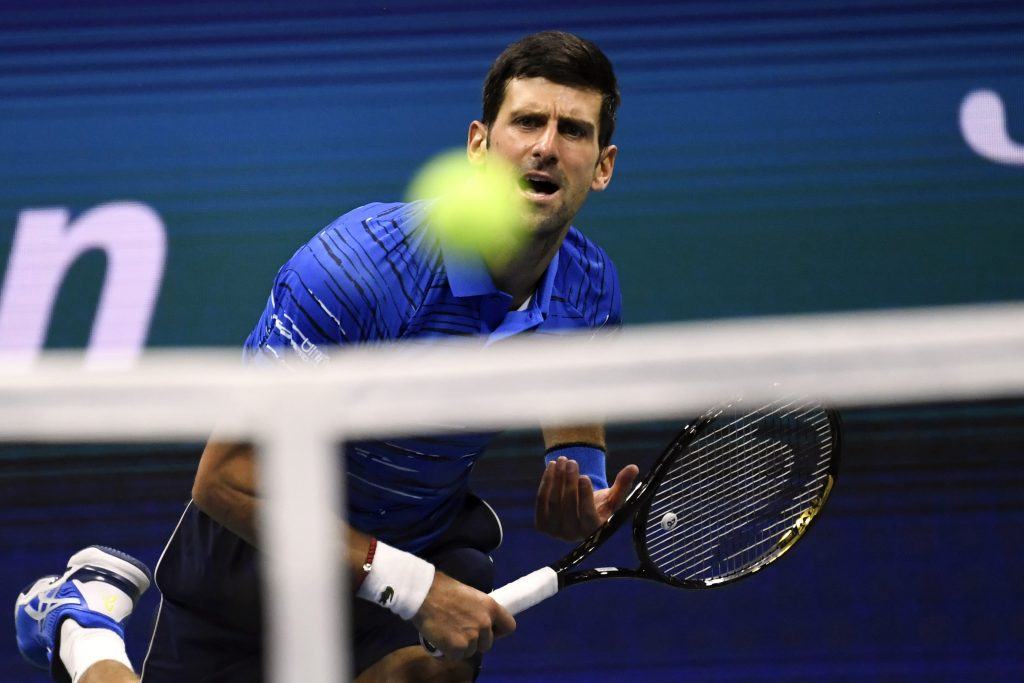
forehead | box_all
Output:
[498,76,603,123]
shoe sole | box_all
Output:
[66,546,152,594]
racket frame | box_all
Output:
[553,403,842,591]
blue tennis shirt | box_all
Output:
[242,200,621,552]
[154,200,620,630]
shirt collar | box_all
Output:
[441,239,560,319]
[533,249,558,316]
[441,239,499,298]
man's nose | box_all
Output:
[531,122,559,165]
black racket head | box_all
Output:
[634,397,840,589]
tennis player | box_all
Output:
[16,31,636,683]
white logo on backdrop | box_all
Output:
[0,202,166,367]
[959,89,1024,166]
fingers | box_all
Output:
[451,638,478,661]
[577,475,601,533]
[491,602,517,638]
[476,628,494,655]
[592,463,640,521]
[452,600,514,658]
[537,457,638,540]
[414,575,515,660]
[618,463,641,484]
[536,457,564,539]
[607,464,640,507]
[535,460,557,535]
[560,458,580,531]
[536,457,587,540]
[538,459,641,539]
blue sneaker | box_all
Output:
[14,546,152,675]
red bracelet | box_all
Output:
[356,538,377,589]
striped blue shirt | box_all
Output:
[243,200,620,551]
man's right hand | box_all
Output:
[411,571,516,660]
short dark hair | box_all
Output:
[482,31,620,149]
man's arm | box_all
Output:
[536,424,639,541]
[192,439,376,586]
[541,424,607,451]
[191,439,514,659]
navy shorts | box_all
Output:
[142,494,502,681]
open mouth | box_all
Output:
[520,174,560,196]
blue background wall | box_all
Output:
[1,1,1022,680]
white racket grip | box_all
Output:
[489,566,559,616]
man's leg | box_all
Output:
[79,660,138,683]
[15,546,151,683]
[140,595,262,682]
[357,644,478,682]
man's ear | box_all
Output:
[467,121,488,165]
[591,144,618,192]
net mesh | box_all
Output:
[642,398,835,585]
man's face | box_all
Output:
[468,77,617,239]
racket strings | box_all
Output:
[644,436,795,555]
[670,407,832,579]
[648,426,797,521]
[650,434,798,576]
[697,408,831,577]
[654,460,806,577]
[646,400,811,527]
[642,399,833,583]
[652,401,812,502]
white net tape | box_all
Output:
[2,302,1023,681]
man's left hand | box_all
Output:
[535,456,640,541]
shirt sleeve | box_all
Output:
[242,224,397,365]
[597,254,623,329]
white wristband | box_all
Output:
[356,541,435,620]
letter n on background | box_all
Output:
[0,202,166,367]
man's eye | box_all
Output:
[516,117,539,128]
[562,124,585,139]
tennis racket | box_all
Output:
[423,395,840,654]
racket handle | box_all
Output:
[420,566,559,657]
[490,566,558,616]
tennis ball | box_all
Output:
[406,149,527,258]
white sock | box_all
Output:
[59,620,134,683]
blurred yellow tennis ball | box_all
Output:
[406,150,526,257]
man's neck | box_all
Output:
[484,225,567,310]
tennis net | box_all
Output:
[2,301,1023,681]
